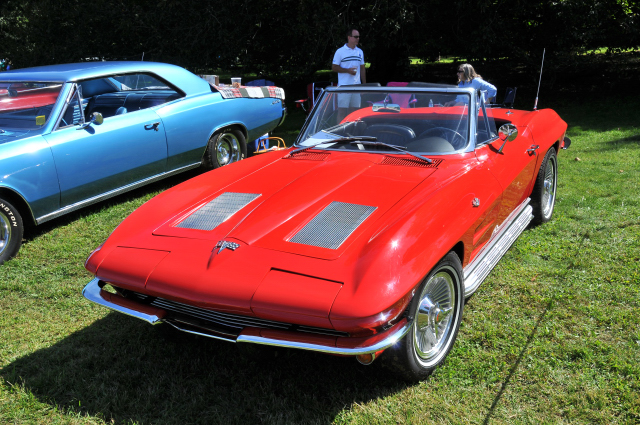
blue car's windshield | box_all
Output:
[0,82,63,131]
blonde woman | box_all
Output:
[446,63,497,106]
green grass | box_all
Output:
[1,95,639,424]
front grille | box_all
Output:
[289,201,376,249]
[125,290,348,338]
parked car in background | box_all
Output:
[0,61,286,264]
[83,84,569,381]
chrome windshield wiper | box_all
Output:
[291,136,378,155]
[350,141,433,164]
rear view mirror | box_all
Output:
[372,102,401,113]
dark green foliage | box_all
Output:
[1,0,638,83]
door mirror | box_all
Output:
[91,112,104,125]
[77,112,103,130]
[498,123,518,142]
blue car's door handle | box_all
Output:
[145,122,160,131]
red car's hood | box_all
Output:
[152,151,438,260]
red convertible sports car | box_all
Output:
[83,83,570,381]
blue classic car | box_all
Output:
[0,61,286,264]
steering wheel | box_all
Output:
[418,127,466,149]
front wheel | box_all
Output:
[0,197,24,265]
[385,252,464,382]
[203,128,247,170]
[530,148,558,225]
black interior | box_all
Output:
[325,117,464,152]
[322,113,512,152]
[84,92,180,119]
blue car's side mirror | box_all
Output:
[77,112,104,130]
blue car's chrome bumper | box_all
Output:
[83,277,412,356]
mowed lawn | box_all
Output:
[0,96,638,424]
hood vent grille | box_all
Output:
[285,151,330,161]
[380,156,443,168]
[290,201,376,249]
[175,192,261,231]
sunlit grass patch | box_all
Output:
[0,95,639,424]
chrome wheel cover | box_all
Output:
[541,155,557,219]
[0,210,10,256]
[215,133,241,166]
[413,266,458,367]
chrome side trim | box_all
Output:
[82,277,162,324]
[36,163,201,224]
[82,277,413,355]
[463,198,533,298]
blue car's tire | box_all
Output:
[0,197,24,265]
[203,128,247,170]
[384,252,464,382]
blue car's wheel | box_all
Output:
[204,128,247,170]
[0,197,24,265]
[385,252,464,382]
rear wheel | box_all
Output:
[385,252,464,382]
[0,197,24,265]
[530,148,557,225]
[203,128,247,170]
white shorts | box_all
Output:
[337,93,361,108]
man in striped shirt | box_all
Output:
[332,29,367,121]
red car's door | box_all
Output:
[475,129,539,225]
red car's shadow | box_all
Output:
[1,312,409,424]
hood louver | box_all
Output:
[285,151,330,161]
[380,156,443,168]
[175,192,261,231]
[289,201,376,249]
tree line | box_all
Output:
[1,0,638,83]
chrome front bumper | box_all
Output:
[83,277,413,356]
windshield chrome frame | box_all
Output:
[52,82,86,131]
[477,91,499,147]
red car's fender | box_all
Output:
[85,148,293,274]
[328,152,503,332]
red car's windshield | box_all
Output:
[297,89,498,154]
